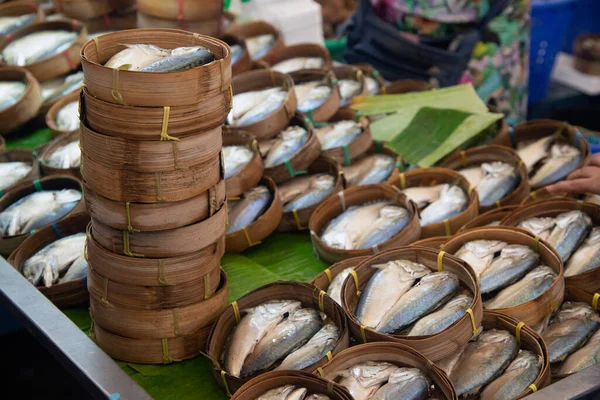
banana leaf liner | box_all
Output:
[308,184,422,265]
[223,127,264,197]
[45,90,79,137]
[81,150,223,203]
[81,29,231,107]
[0,19,87,82]
[277,156,344,233]
[84,7,137,34]
[263,113,321,184]
[0,67,42,135]
[0,1,45,24]
[341,246,483,361]
[501,199,600,293]
[352,63,387,94]
[52,0,115,19]
[389,167,480,238]
[438,144,530,212]
[0,148,40,195]
[573,34,600,76]
[7,212,89,308]
[38,129,80,179]
[90,268,228,339]
[137,0,222,21]
[226,177,283,253]
[332,65,368,106]
[413,236,449,249]
[342,140,405,187]
[90,204,226,258]
[443,227,565,326]
[317,342,457,400]
[318,107,373,166]
[223,34,252,76]
[289,69,341,124]
[521,187,575,205]
[459,205,519,232]
[206,281,350,395]
[385,79,433,94]
[0,175,85,257]
[225,20,285,64]
[136,12,224,37]
[310,256,370,292]
[257,43,332,71]
[229,69,297,140]
[231,370,353,400]
[87,228,224,287]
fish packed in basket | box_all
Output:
[344,153,397,187]
[0,157,33,193]
[402,183,468,227]
[457,162,520,208]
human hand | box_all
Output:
[546,153,600,194]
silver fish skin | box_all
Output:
[288,388,308,400]
[437,341,469,377]
[408,294,472,336]
[236,90,287,127]
[338,79,362,106]
[419,184,467,227]
[365,76,380,95]
[565,227,600,277]
[0,161,32,191]
[272,57,324,74]
[484,265,556,309]
[556,329,600,375]
[246,34,275,61]
[41,71,84,103]
[458,166,484,187]
[517,136,552,172]
[229,88,281,123]
[479,245,539,294]
[479,350,541,400]
[355,205,410,249]
[275,323,339,371]
[224,300,301,377]
[345,154,395,187]
[264,126,309,167]
[402,185,444,209]
[476,162,519,207]
[230,44,243,64]
[376,272,460,334]
[2,30,77,66]
[58,254,88,284]
[0,189,81,237]
[337,361,399,400]
[517,217,556,241]
[55,101,79,132]
[530,143,581,188]
[223,145,254,180]
[283,174,335,212]
[47,140,80,169]
[241,308,322,376]
[139,46,215,72]
[257,385,296,400]
[296,84,331,112]
[226,186,272,234]
[279,173,327,204]
[305,395,330,400]
[546,211,592,262]
[326,268,353,306]
[450,329,519,397]
[0,81,26,111]
[0,14,35,35]
[372,367,431,400]
[105,44,169,71]
[316,120,362,151]
[454,240,507,278]
[355,260,431,329]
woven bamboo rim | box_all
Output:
[332,65,368,104]
[92,321,213,364]
[136,12,223,37]
[81,29,231,107]
[90,269,228,339]
[389,167,480,238]
[263,113,321,184]
[277,156,344,233]
[522,187,574,205]
[385,79,433,94]
[222,127,264,198]
[352,63,387,94]
[38,129,80,179]
[84,8,137,34]
[289,69,341,123]
[226,177,282,253]
[0,1,45,25]
[86,229,224,286]
[501,199,600,293]
[207,281,350,395]
[443,226,565,326]
[0,175,85,257]
[564,286,600,313]
[573,34,600,76]
[310,256,369,293]
[413,236,448,249]
[438,144,530,212]
[91,204,226,258]
[318,342,457,400]
[0,67,42,135]
[229,69,297,140]
[320,107,373,166]
[257,43,332,71]
[223,34,252,76]
[0,148,40,196]
[80,87,229,140]
[45,90,79,137]
[225,20,285,63]
[309,184,422,265]
[459,205,519,232]
[7,211,89,308]
[341,246,483,361]
[52,0,115,19]
[0,19,87,82]
[137,0,222,22]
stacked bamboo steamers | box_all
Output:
[80,29,231,364]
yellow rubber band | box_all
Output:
[592,293,599,310]
[161,338,181,364]
[228,85,233,110]
[324,268,332,284]
[360,325,368,343]
[529,384,537,393]
[102,277,109,304]
[443,219,452,237]
[172,308,181,336]
[516,321,525,345]
[466,308,478,335]
[349,269,360,296]
[292,209,307,230]
[530,191,538,201]
[495,200,502,208]
[316,367,325,377]
[327,380,334,394]
[460,151,467,168]
[204,274,211,299]
[399,172,406,189]
[437,250,445,272]
[468,185,475,198]
[122,231,144,257]
[232,301,241,323]
[125,202,139,233]
[534,236,541,252]
[155,172,165,202]
[160,106,179,141]
[111,67,124,104]
[158,259,168,286]
[224,201,229,228]
[220,370,232,397]
[326,351,332,361]
[243,227,261,247]
[318,290,326,313]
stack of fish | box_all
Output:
[256,385,332,400]
[402,184,468,227]
[458,162,520,207]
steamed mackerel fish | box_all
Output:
[530,143,581,188]
[335,362,399,400]
[565,227,600,277]
[0,161,31,191]
[228,87,287,127]
[326,268,353,306]
[372,368,431,400]
[262,126,309,167]
[294,81,332,112]
[401,184,444,210]
[41,71,84,103]
[479,350,541,400]
[546,211,592,262]
[315,120,362,151]
[479,245,539,294]
[517,136,553,172]
[257,385,325,400]
[517,217,555,241]
[2,30,77,66]
[226,185,272,234]
[46,140,81,169]
[455,240,507,278]
[271,57,324,74]
[484,265,556,309]
[404,184,467,227]
[275,323,339,371]
[0,14,35,35]
[246,34,275,61]
[556,328,600,375]
[104,44,215,72]
[55,100,80,132]
[407,293,472,336]
[279,174,335,212]
[223,145,254,180]
[469,162,519,207]
[0,81,26,112]
[344,154,395,187]
[338,79,362,106]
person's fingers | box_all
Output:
[587,154,600,167]
[546,178,595,194]
[567,166,600,181]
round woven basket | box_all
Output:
[352,63,387,94]
[331,65,368,106]
[0,1,45,31]
[136,11,224,37]
[413,236,448,249]
[45,90,79,137]
[223,34,252,76]
[0,67,42,136]
[224,20,285,63]
[521,187,574,205]
[137,0,223,22]
[310,256,369,293]
[289,69,341,123]
[319,107,373,166]
[52,0,115,19]
[222,127,263,198]
[459,205,519,231]
[38,129,80,179]
[0,148,40,196]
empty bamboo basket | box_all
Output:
[385,79,433,94]
[0,67,43,136]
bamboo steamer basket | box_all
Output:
[289,69,341,124]
[83,7,137,34]
[310,256,369,293]
[413,236,448,249]
[438,144,530,212]
[564,286,600,313]
[52,0,115,19]
[385,79,433,94]
[137,0,222,22]
[573,34,600,76]
[0,1,45,26]
[90,204,226,258]
[225,21,285,63]
[7,212,89,308]
[45,90,79,137]
[459,205,519,232]
[332,65,368,106]
[80,88,229,139]
[136,12,223,37]
[206,281,350,395]
[0,67,42,135]
[277,156,344,233]
[318,107,373,166]
[87,229,224,287]
[81,29,231,107]
[90,269,228,339]
[341,246,483,361]
[38,71,83,116]
[317,342,457,400]
[263,113,321,184]
[389,167,480,238]
[231,370,352,400]
[342,141,405,187]
[352,63,387,94]
[226,178,282,253]
[229,70,297,140]
[38,129,80,178]
[223,34,252,76]
[443,227,565,326]
[222,127,263,198]
[308,184,422,265]
[501,199,600,293]
[0,19,87,82]
[258,43,332,71]
[0,148,40,196]
[522,187,574,205]
[0,175,85,257]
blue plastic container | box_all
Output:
[529,0,577,104]
[563,0,600,54]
